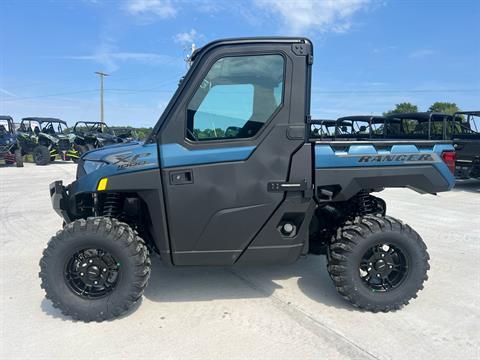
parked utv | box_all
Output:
[450,111,480,178]
[72,121,124,158]
[40,37,456,322]
[17,117,79,165]
[0,115,23,167]
[385,112,480,178]
[114,127,138,142]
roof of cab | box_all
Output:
[454,111,480,117]
[337,115,386,123]
[22,117,67,124]
[190,37,312,62]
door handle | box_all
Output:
[170,170,193,185]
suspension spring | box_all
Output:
[102,193,121,218]
[357,191,375,215]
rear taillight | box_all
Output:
[441,151,456,175]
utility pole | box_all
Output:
[95,71,109,125]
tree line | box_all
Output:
[383,102,461,116]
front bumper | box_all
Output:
[49,181,72,222]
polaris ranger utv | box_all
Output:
[0,115,23,167]
[40,37,456,322]
[18,117,79,165]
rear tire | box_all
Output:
[15,149,24,167]
[327,215,429,312]
[39,217,151,322]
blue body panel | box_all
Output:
[77,142,256,192]
[315,143,455,189]
[160,143,255,168]
[73,141,455,194]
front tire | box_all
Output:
[33,145,51,165]
[15,149,24,167]
[73,145,88,163]
[328,215,429,312]
[39,217,151,322]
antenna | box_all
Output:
[184,43,197,68]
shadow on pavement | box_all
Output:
[143,254,353,311]
[453,179,480,193]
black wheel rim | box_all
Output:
[359,243,408,292]
[64,248,120,299]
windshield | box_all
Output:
[451,114,480,135]
[0,120,12,133]
[38,121,66,134]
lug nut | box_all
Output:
[89,259,93,263]
[389,265,393,269]
[103,268,107,272]
[94,281,98,285]
[377,274,381,277]
[80,273,84,276]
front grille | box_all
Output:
[0,144,11,153]
[58,139,71,151]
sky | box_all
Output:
[1,0,479,128]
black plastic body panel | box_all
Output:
[315,165,450,201]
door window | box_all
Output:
[186,54,284,141]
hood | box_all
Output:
[80,141,159,177]
[39,132,73,142]
[83,141,147,162]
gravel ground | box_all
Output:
[1,162,479,360]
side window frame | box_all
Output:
[183,52,287,145]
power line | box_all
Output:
[311,89,480,94]
[0,89,99,102]
[2,87,478,103]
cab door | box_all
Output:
[158,41,310,265]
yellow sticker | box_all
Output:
[97,178,108,191]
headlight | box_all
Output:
[83,160,107,174]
